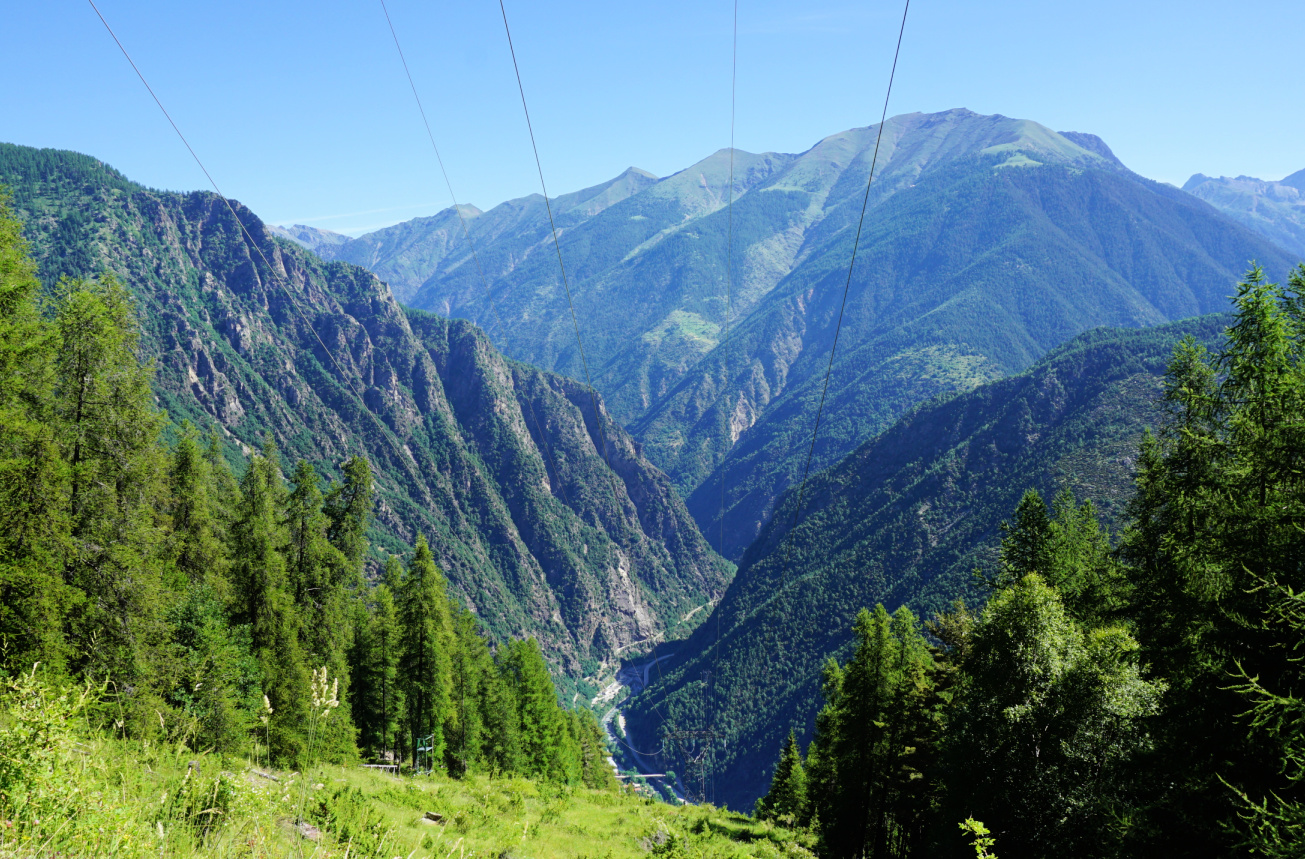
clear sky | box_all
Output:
[5,1,1302,236]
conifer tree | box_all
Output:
[356,578,403,762]
[446,607,491,777]
[499,637,578,782]
[1121,264,1305,853]
[570,709,618,790]
[325,456,373,577]
[232,437,310,762]
[168,422,226,590]
[51,274,172,731]
[0,192,69,675]
[285,460,357,760]
[808,606,936,859]
[757,729,807,824]
[398,535,453,771]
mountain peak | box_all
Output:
[267,223,350,252]
[1058,131,1123,165]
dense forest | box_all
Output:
[0,191,612,787]
[752,263,1305,857]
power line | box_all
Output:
[494,0,704,786]
[86,0,364,406]
[376,0,574,508]
[85,0,442,504]
[495,0,615,473]
[777,0,910,572]
[707,0,741,808]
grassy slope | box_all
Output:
[0,675,810,859]
[627,315,1230,811]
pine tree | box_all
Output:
[397,535,453,771]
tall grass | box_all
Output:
[0,669,813,858]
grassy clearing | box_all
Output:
[0,671,812,858]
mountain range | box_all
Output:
[316,109,1295,560]
[6,106,1301,811]
[0,142,730,694]
[1182,168,1305,259]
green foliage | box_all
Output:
[0,196,612,793]
[943,573,1163,857]
[755,730,806,825]
[397,534,453,770]
[803,606,939,859]
[633,316,1225,811]
[1120,263,1305,854]
[958,819,996,859]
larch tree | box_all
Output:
[398,534,453,771]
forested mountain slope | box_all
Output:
[326,109,1294,562]
[627,315,1229,811]
[1182,168,1305,258]
[647,128,1296,559]
[0,141,730,688]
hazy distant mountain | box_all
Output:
[1182,170,1305,258]
[325,109,1296,561]
[267,222,351,252]
[629,315,1229,811]
[0,142,730,690]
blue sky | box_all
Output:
[5,1,1303,235]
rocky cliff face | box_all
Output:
[0,142,730,690]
